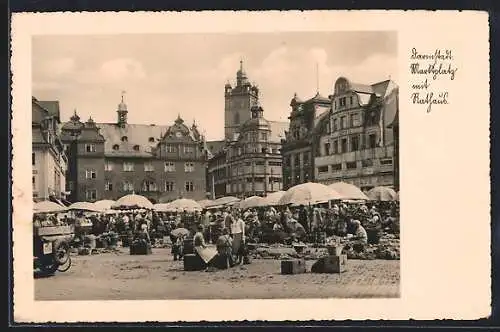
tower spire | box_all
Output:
[240,59,243,72]
[121,90,126,103]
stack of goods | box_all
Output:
[375,233,400,260]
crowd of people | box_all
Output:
[32,200,400,269]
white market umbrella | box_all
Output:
[112,194,154,210]
[258,191,286,207]
[239,196,264,210]
[329,182,369,201]
[278,182,343,206]
[197,199,213,209]
[33,201,68,214]
[93,200,116,212]
[168,198,202,212]
[68,201,101,212]
[366,186,398,201]
[206,196,241,208]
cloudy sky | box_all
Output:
[32,32,397,140]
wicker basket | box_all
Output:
[326,244,344,256]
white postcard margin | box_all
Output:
[11,10,491,322]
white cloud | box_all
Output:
[99,58,146,81]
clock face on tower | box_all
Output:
[175,131,182,138]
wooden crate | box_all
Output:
[323,254,347,273]
[183,254,205,271]
[281,259,307,275]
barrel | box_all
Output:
[366,228,381,244]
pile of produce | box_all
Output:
[248,232,400,261]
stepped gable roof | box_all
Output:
[37,100,61,122]
[98,123,169,156]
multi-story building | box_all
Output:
[207,62,288,199]
[314,77,399,191]
[32,97,68,203]
[61,96,208,203]
[281,92,331,189]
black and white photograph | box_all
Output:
[31,31,400,300]
[12,11,490,322]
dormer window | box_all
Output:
[133,145,140,151]
[121,136,128,142]
[148,137,155,143]
[112,144,119,150]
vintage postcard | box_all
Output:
[11,11,490,322]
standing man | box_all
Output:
[230,210,246,265]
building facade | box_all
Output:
[207,63,288,199]
[281,92,331,190]
[61,96,208,203]
[314,77,399,191]
[32,97,68,203]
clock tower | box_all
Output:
[224,60,260,140]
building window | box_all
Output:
[112,144,119,150]
[85,169,97,179]
[332,118,338,131]
[164,162,175,172]
[318,166,329,173]
[166,145,176,153]
[121,136,128,142]
[380,158,393,166]
[294,155,300,166]
[142,181,158,192]
[255,161,265,166]
[32,152,35,165]
[123,162,134,172]
[351,135,360,151]
[32,176,35,190]
[164,181,175,192]
[245,161,251,166]
[332,140,338,154]
[324,143,330,156]
[133,145,140,151]
[261,132,268,140]
[350,113,360,127]
[105,161,113,171]
[122,181,134,192]
[362,159,374,167]
[346,161,357,169]
[185,181,194,192]
[341,139,348,153]
[105,181,113,191]
[339,97,347,107]
[234,112,240,125]
[255,177,264,183]
[148,137,155,143]
[349,96,353,105]
[341,116,347,129]
[369,134,377,148]
[332,163,342,171]
[269,161,282,166]
[86,189,97,201]
[85,144,96,152]
[144,162,154,172]
[184,145,194,154]
[184,162,194,172]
